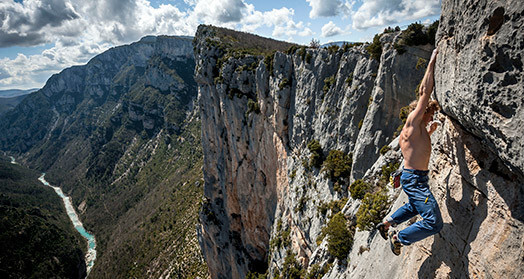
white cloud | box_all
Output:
[0,0,195,90]
[193,0,246,24]
[352,0,441,30]
[306,0,351,18]
[239,5,313,39]
[0,0,81,47]
[321,21,344,37]
[0,0,314,90]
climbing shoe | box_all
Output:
[389,231,402,256]
[376,222,388,240]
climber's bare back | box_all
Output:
[400,115,433,171]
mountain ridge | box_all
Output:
[0,35,208,278]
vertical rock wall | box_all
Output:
[194,26,431,278]
[196,2,524,277]
[436,0,524,176]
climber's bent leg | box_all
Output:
[395,169,443,245]
[388,202,418,226]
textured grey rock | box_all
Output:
[435,0,524,176]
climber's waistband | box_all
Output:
[402,168,429,176]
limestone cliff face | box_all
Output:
[196,1,523,278]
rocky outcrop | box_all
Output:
[195,0,524,277]
[194,26,432,278]
[436,0,524,177]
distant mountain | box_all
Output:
[0,95,29,116]
[0,155,86,279]
[0,88,38,98]
[0,36,207,278]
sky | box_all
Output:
[0,0,441,90]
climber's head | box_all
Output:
[423,100,440,125]
[408,99,440,125]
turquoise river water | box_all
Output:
[9,156,97,276]
[38,173,97,275]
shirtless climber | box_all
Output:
[376,48,443,255]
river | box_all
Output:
[9,155,97,275]
[38,174,97,276]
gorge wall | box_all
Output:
[0,36,208,278]
[195,0,524,278]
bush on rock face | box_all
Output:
[281,250,304,279]
[350,179,371,200]
[366,34,382,61]
[323,75,336,93]
[356,190,390,231]
[379,145,391,155]
[325,212,353,261]
[307,140,323,168]
[323,150,352,183]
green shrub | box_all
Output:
[415,58,427,70]
[247,99,260,114]
[350,179,371,200]
[286,45,299,54]
[323,150,352,183]
[306,263,331,279]
[246,271,266,279]
[279,78,291,90]
[323,75,336,93]
[325,212,353,261]
[333,182,342,194]
[282,250,304,279]
[345,73,353,87]
[402,23,429,46]
[379,145,391,155]
[393,43,406,54]
[289,169,296,180]
[316,229,327,245]
[214,74,224,84]
[317,198,348,216]
[326,45,340,54]
[318,202,329,216]
[399,105,411,123]
[381,162,400,182]
[342,42,364,52]
[305,52,313,64]
[297,46,307,60]
[264,53,275,77]
[356,190,390,231]
[366,34,382,61]
[307,140,323,168]
[383,26,400,33]
[394,104,412,137]
[393,124,404,138]
[270,220,291,250]
[295,196,308,213]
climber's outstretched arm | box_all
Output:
[409,48,438,125]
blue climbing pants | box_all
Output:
[387,169,443,245]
